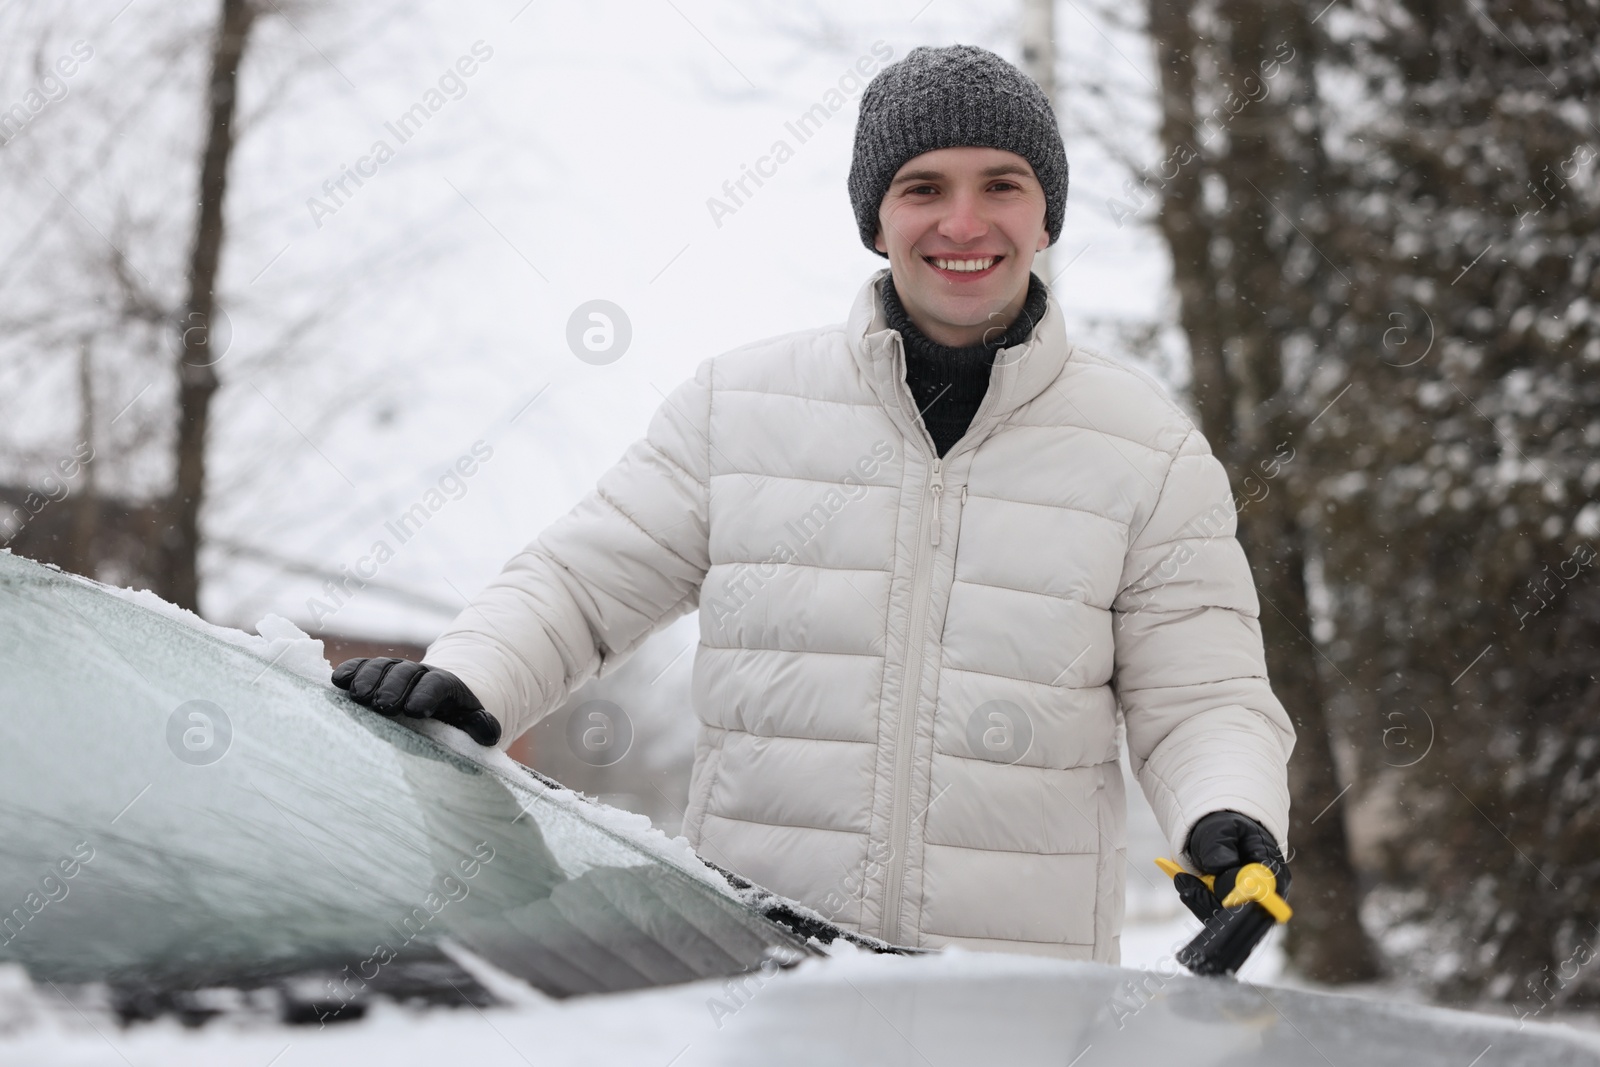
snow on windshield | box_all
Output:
[0,549,810,1000]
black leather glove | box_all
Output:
[331,658,501,747]
[1173,809,1291,923]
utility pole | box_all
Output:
[1020,0,1057,282]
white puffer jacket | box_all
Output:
[425,270,1295,962]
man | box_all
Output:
[334,44,1295,963]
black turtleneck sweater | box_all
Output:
[882,272,1050,458]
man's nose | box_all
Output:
[938,190,988,244]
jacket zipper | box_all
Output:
[881,453,942,943]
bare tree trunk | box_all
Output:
[1146,0,1230,451]
[1019,0,1057,281]
[164,0,257,612]
[1146,0,1379,983]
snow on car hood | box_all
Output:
[4,942,1600,1065]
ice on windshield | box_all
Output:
[0,550,812,1000]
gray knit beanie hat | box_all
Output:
[848,44,1068,256]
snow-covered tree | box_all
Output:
[1309,0,1600,1005]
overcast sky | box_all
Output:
[2,0,1178,641]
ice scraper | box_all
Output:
[1154,855,1293,977]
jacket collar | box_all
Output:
[845,268,1073,455]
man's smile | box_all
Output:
[923,253,1004,280]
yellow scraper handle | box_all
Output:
[1155,857,1293,923]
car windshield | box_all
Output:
[0,550,818,1005]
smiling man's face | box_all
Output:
[874,146,1050,348]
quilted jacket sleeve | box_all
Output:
[1111,427,1296,868]
[422,360,713,747]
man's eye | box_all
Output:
[905,184,937,195]
[990,181,1020,192]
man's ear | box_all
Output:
[874,227,887,255]
[1036,229,1051,251]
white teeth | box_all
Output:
[932,257,995,272]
